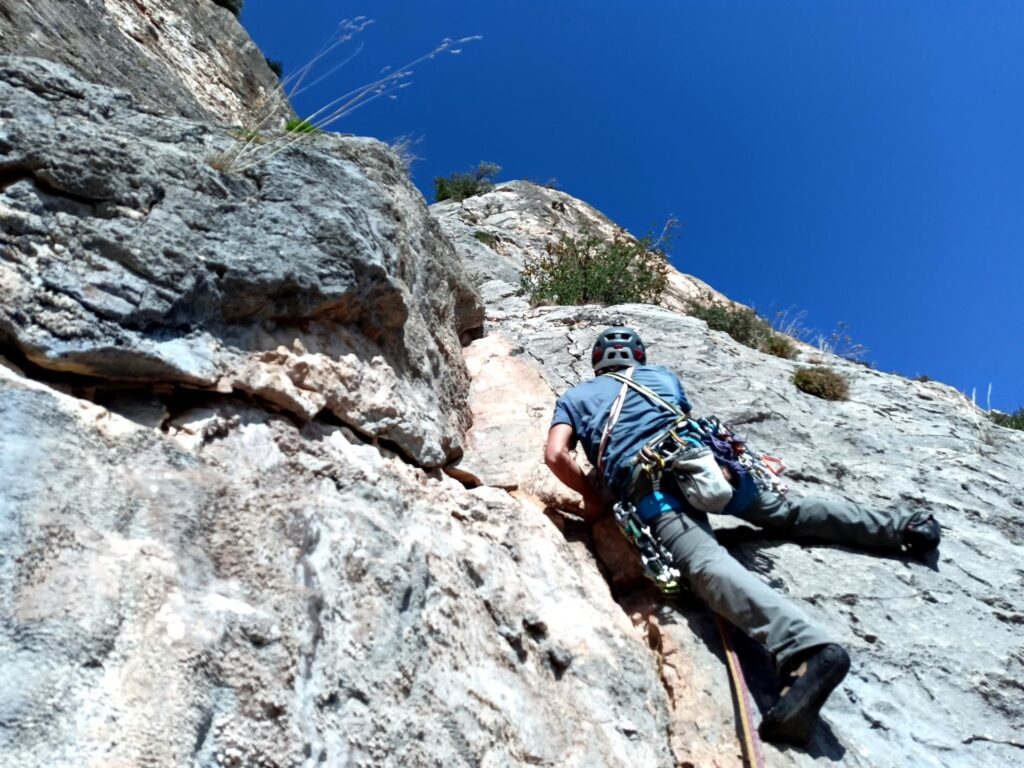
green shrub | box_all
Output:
[284,118,319,134]
[212,0,244,18]
[434,162,501,202]
[521,228,669,306]
[793,366,849,401]
[473,231,499,249]
[264,57,283,79]
[763,333,798,360]
[685,298,796,359]
[990,408,1024,431]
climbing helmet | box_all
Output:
[591,327,647,373]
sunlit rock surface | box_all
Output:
[1,18,1023,766]
[0,56,480,467]
[0,0,289,125]
[437,185,1024,768]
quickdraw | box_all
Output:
[612,501,681,595]
[636,418,702,475]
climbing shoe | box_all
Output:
[902,512,941,556]
[758,643,851,745]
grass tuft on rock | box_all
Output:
[990,408,1024,431]
[284,118,319,134]
[685,297,797,359]
[473,231,499,249]
[793,366,849,401]
[264,56,283,79]
[212,0,244,18]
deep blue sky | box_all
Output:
[242,1,1024,411]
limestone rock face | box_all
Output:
[0,0,289,125]
[0,363,674,768]
[0,56,676,768]
[436,184,1024,767]
[0,56,481,467]
[4,18,1024,765]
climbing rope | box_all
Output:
[715,614,767,768]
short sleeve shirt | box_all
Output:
[551,365,692,496]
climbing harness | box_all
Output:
[612,501,681,595]
[716,614,768,768]
[604,371,788,499]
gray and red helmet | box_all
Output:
[591,327,647,373]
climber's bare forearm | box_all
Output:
[545,424,605,520]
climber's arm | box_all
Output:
[545,424,606,521]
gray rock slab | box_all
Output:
[0,56,483,466]
[0,0,290,126]
[443,184,1024,767]
[0,365,675,768]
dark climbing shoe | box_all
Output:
[759,643,851,745]
[902,513,941,556]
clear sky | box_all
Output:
[241,0,1024,411]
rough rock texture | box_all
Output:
[0,362,675,767]
[1,56,678,768]
[0,56,481,467]
[0,0,289,125]
[437,185,1024,767]
[4,18,1024,766]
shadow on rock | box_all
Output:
[769,720,847,762]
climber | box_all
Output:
[544,326,941,745]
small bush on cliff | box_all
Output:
[434,162,501,203]
[284,118,319,134]
[264,56,283,80]
[212,0,244,18]
[763,333,798,359]
[685,297,797,359]
[793,366,849,401]
[473,231,499,249]
[990,407,1024,431]
[521,228,669,306]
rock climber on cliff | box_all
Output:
[544,326,941,745]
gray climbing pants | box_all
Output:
[650,490,916,672]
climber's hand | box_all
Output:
[579,485,611,523]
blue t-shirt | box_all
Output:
[550,365,692,496]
